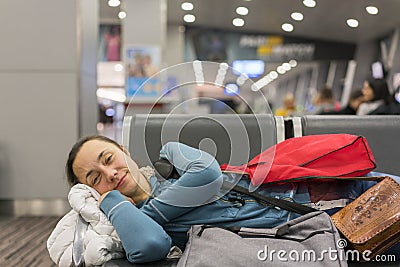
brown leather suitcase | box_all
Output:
[331,176,400,258]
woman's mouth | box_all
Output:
[116,174,127,188]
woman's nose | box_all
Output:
[104,167,118,182]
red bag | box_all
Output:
[220,134,376,185]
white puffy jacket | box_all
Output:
[47,184,124,267]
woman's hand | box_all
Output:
[98,191,111,205]
[123,195,136,205]
[99,191,135,206]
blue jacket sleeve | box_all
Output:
[99,190,172,263]
[141,142,223,224]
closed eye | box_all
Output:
[105,154,113,165]
[91,173,101,186]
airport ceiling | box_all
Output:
[100,0,400,44]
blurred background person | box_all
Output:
[275,92,300,117]
[309,86,340,114]
[357,78,392,115]
[368,85,400,115]
[321,89,363,115]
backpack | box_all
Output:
[220,134,376,186]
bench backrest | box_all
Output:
[300,115,400,175]
[123,114,277,167]
[123,113,400,176]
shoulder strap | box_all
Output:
[223,181,317,215]
[225,176,384,214]
[152,159,379,215]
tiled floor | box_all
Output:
[0,216,59,266]
[0,215,14,227]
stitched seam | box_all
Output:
[149,202,170,223]
[107,200,130,218]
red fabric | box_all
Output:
[220,134,376,185]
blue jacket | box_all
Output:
[99,142,398,263]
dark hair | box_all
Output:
[66,135,122,187]
[367,78,392,104]
[319,86,333,101]
[349,89,363,101]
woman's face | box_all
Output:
[72,139,144,197]
[362,81,374,101]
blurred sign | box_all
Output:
[125,45,161,98]
[185,27,355,63]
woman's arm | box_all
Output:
[99,191,171,263]
[141,142,223,224]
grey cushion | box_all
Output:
[301,115,400,175]
[124,114,276,167]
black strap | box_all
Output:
[223,181,317,215]
[154,159,323,215]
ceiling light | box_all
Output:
[236,73,248,86]
[251,84,260,91]
[108,0,120,7]
[184,14,196,23]
[346,19,359,28]
[281,23,294,32]
[232,18,245,27]
[236,6,249,16]
[269,71,278,79]
[181,2,194,11]
[289,59,297,67]
[291,12,304,21]
[277,66,286,74]
[282,63,291,71]
[225,83,240,95]
[303,0,316,8]
[97,88,126,103]
[118,11,126,19]
[114,63,124,72]
[366,6,378,15]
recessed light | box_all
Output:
[282,63,292,71]
[289,59,297,67]
[236,6,249,16]
[347,19,359,28]
[366,6,378,15]
[114,63,124,72]
[233,18,245,27]
[281,23,294,32]
[291,12,304,21]
[181,2,194,11]
[108,0,120,7]
[277,66,286,74]
[184,14,196,23]
[269,71,278,79]
[118,11,126,19]
[303,0,316,8]
[251,84,259,91]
